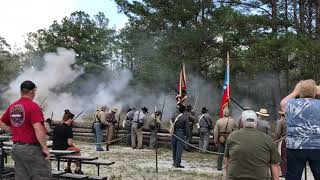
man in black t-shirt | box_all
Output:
[52,110,83,174]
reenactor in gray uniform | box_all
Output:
[256,108,271,136]
[185,105,195,151]
[171,106,190,168]
[198,107,213,152]
[149,111,162,148]
[124,108,135,147]
[131,107,148,149]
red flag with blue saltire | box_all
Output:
[219,53,230,118]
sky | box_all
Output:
[0,0,128,50]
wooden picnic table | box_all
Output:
[50,150,76,171]
[0,135,11,180]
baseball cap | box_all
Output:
[20,80,36,91]
[241,110,258,122]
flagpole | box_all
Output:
[227,52,230,109]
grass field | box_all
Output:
[55,141,224,180]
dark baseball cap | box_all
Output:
[20,80,37,91]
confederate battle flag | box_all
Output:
[176,63,187,107]
[178,63,187,95]
[219,53,230,118]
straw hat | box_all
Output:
[278,110,285,115]
[111,108,118,113]
[256,108,270,117]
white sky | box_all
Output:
[0,0,128,50]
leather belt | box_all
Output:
[14,141,41,146]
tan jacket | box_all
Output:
[148,113,161,125]
[275,117,287,140]
[214,116,237,143]
[94,110,107,123]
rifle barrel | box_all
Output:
[230,97,245,111]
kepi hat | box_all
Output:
[142,107,148,113]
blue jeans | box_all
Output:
[94,123,103,150]
[217,143,225,170]
[286,149,320,180]
[172,129,185,166]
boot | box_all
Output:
[106,145,109,151]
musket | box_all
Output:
[230,97,245,111]
[39,96,48,108]
[159,97,166,121]
[73,107,88,120]
[192,91,199,112]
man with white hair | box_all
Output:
[281,80,320,179]
[224,110,280,180]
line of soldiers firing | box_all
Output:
[43,87,283,171]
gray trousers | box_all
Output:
[199,131,209,152]
[131,124,143,148]
[12,143,51,180]
[149,129,157,148]
[217,143,225,170]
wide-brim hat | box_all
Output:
[278,110,285,115]
[256,108,270,117]
[111,108,118,113]
[142,107,148,113]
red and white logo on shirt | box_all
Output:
[10,104,25,127]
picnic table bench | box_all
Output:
[60,155,98,171]
[81,160,115,176]
[50,150,77,171]
[0,135,11,180]
[4,145,112,179]
[51,155,113,179]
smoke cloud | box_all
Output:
[3,47,246,122]
[3,48,180,120]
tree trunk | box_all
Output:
[271,0,278,33]
[285,69,289,94]
[293,0,299,30]
[307,0,313,36]
[299,0,306,33]
[316,0,320,40]
[285,0,288,32]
